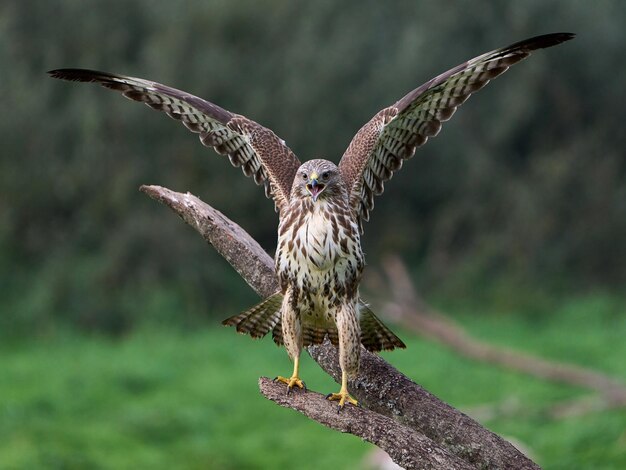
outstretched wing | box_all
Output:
[48,69,301,215]
[338,33,574,233]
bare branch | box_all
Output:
[259,377,474,470]
[141,184,541,470]
[380,255,626,407]
[140,185,278,297]
[465,393,625,422]
[307,341,537,469]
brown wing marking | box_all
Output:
[48,69,301,214]
[222,292,283,338]
[358,302,406,352]
[338,33,574,232]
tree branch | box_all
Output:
[379,255,626,410]
[140,184,540,470]
[259,377,474,470]
[140,185,278,297]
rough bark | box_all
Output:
[259,377,474,470]
[141,184,540,470]
[307,342,536,469]
[140,185,278,297]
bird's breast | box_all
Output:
[276,199,363,300]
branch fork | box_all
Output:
[141,184,541,470]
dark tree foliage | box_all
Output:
[1,0,624,334]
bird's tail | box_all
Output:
[358,302,406,352]
[222,294,406,352]
[221,292,283,338]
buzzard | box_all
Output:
[50,32,574,408]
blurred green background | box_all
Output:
[1,0,625,468]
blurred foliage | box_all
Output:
[1,0,625,334]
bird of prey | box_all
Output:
[49,32,573,408]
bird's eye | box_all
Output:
[302,172,308,180]
[321,171,330,181]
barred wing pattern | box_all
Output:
[338,33,574,233]
[48,69,301,215]
[222,292,283,338]
[358,303,406,352]
[270,299,406,352]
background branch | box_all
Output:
[379,255,626,417]
[141,184,540,470]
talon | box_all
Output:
[275,375,306,393]
[326,390,358,409]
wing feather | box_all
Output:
[48,69,301,215]
[338,33,574,232]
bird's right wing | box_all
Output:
[49,69,301,215]
[338,33,574,233]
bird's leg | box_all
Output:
[326,369,358,408]
[274,355,306,392]
[274,293,306,393]
[326,302,360,409]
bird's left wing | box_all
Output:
[48,69,301,215]
[338,33,574,233]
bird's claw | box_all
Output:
[326,391,358,410]
[274,375,306,394]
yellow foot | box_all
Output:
[326,390,358,409]
[274,376,306,394]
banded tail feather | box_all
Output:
[221,292,283,338]
[358,303,406,352]
[223,295,405,352]
[272,323,340,348]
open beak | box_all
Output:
[306,177,325,202]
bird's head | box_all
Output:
[293,159,342,203]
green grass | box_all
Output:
[1,294,625,469]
